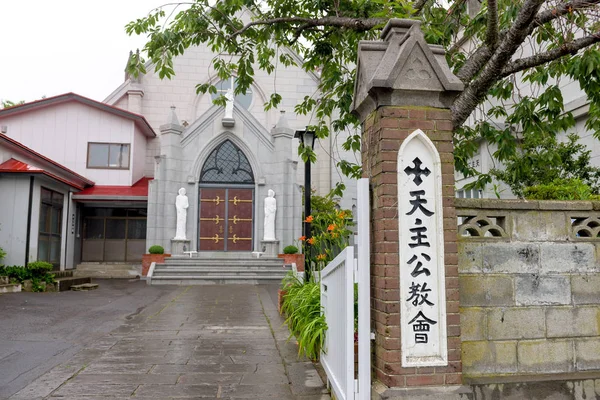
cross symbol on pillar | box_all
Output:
[404,157,431,186]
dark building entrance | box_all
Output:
[81,207,147,262]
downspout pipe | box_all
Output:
[24,176,34,266]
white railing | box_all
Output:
[321,247,354,400]
[320,178,371,400]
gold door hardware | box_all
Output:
[230,196,252,206]
[229,226,233,234]
[219,226,223,233]
[228,215,253,224]
[200,234,222,243]
[201,195,222,205]
[231,234,252,243]
[200,215,223,224]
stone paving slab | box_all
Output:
[9,284,330,400]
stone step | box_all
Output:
[155,265,288,272]
[55,276,92,292]
[70,283,99,291]
[0,283,22,293]
[75,264,141,279]
[152,269,289,277]
[163,259,283,266]
[168,252,271,260]
[51,270,74,279]
[150,275,286,285]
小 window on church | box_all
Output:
[210,77,253,109]
[87,142,130,169]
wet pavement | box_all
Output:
[1,280,329,399]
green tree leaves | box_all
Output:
[125,0,600,196]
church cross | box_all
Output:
[404,157,430,186]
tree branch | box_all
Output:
[501,33,600,77]
[413,0,430,13]
[452,0,547,128]
[229,16,387,39]
[486,0,499,47]
[456,44,494,83]
[533,0,600,28]
[456,0,600,84]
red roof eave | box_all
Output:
[0,159,84,190]
[72,177,152,200]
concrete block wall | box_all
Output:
[457,199,600,381]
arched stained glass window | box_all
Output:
[200,140,254,184]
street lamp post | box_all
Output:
[294,128,316,273]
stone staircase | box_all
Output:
[149,253,290,285]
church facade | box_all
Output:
[0,44,356,270]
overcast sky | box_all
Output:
[0,0,175,104]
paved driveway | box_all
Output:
[0,280,329,399]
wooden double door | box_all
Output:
[199,187,254,251]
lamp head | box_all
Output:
[294,128,316,149]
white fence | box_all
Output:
[320,178,371,400]
[321,247,355,400]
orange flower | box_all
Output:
[327,224,336,232]
[304,215,314,223]
[307,237,316,245]
[299,236,307,241]
[337,211,346,219]
[316,254,327,261]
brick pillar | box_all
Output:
[352,19,468,398]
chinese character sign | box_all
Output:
[397,129,448,367]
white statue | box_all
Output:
[174,188,189,240]
[224,88,234,119]
[263,189,277,241]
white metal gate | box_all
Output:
[320,178,371,400]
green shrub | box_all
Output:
[27,261,53,276]
[280,275,327,360]
[524,178,600,200]
[283,245,298,254]
[0,247,6,263]
[0,262,55,291]
[148,245,165,254]
[0,266,29,282]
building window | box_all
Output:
[210,77,253,110]
[457,187,482,199]
[38,188,64,267]
[87,143,130,169]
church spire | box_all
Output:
[160,106,183,136]
[271,110,294,139]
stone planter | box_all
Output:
[142,253,171,276]
[278,253,305,271]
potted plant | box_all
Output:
[141,245,171,276]
[278,245,305,271]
